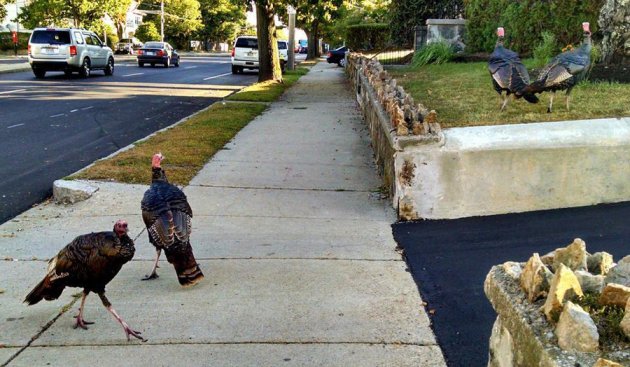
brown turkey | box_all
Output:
[24,220,145,341]
[141,153,204,286]
[488,27,539,111]
[522,22,592,113]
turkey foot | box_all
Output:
[142,272,159,280]
[106,305,147,342]
[142,249,161,280]
[73,315,95,330]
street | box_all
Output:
[0,56,257,224]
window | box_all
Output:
[74,31,84,44]
[84,34,94,45]
[30,30,71,44]
[277,41,287,50]
[235,38,258,49]
[91,35,102,45]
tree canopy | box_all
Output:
[197,0,246,49]
[17,0,131,29]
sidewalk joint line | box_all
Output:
[23,341,439,348]
[188,184,377,193]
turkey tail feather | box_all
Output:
[164,241,204,287]
[522,93,539,104]
[24,275,65,305]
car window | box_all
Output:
[236,38,258,49]
[277,41,287,50]
[91,35,102,45]
[30,30,71,45]
[145,42,163,48]
[74,31,84,44]
[84,35,94,45]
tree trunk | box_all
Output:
[256,1,282,83]
[306,19,319,60]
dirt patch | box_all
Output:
[589,63,630,83]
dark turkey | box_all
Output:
[141,153,204,286]
[488,27,539,111]
[522,22,592,113]
[24,220,144,341]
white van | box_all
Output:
[231,36,287,74]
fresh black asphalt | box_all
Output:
[392,202,630,367]
[0,57,256,224]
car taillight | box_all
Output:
[231,48,235,57]
[157,50,164,57]
[137,49,143,55]
[28,44,31,55]
[69,45,77,56]
[327,52,331,57]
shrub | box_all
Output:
[464,0,604,54]
[0,32,30,51]
[532,31,558,68]
[412,41,454,66]
[135,22,161,43]
[346,23,389,51]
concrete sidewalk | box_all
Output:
[0,62,446,366]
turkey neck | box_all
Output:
[579,32,592,54]
[495,37,504,48]
[151,167,168,183]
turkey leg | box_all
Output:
[547,91,556,113]
[565,88,573,111]
[98,292,146,342]
[73,290,95,330]
[142,249,161,280]
[500,92,509,112]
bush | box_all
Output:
[0,32,30,51]
[346,23,389,51]
[532,31,558,68]
[464,0,604,54]
[412,41,454,66]
[135,22,161,43]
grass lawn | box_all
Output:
[388,61,630,128]
[227,67,309,102]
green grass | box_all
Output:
[227,67,309,102]
[577,292,629,352]
[388,61,630,128]
[71,102,267,185]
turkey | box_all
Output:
[141,153,204,286]
[24,220,145,341]
[488,27,539,111]
[522,22,592,113]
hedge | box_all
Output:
[346,23,390,51]
[464,0,604,54]
[0,32,31,51]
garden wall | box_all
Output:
[347,53,630,220]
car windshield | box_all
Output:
[119,39,133,43]
[236,38,257,48]
[31,30,71,45]
[144,42,164,48]
[277,41,287,50]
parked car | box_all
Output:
[28,27,115,79]
[231,36,287,74]
[298,40,308,54]
[326,46,349,67]
[137,41,180,68]
[115,37,143,55]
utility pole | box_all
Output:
[287,5,296,71]
[160,0,165,42]
[15,1,19,32]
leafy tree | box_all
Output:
[105,0,133,40]
[17,0,132,29]
[0,0,7,21]
[388,0,463,47]
[323,0,390,47]
[197,0,246,51]
[140,0,202,48]
[253,0,282,82]
[287,0,343,59]
[135,21,161,42]
[17,0,74,28]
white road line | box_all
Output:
[203,72,232,80]
[122,73,144,77]
[81,106,94,110]
[0,89,26,95]
[50,113,65,118]
[70,109,78,113]
[7,123,25,129]
[184,66,197,69]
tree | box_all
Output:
[389,0,463,47]
[139,0,202,48]
[0,0,7,21]
[197,0,246,51]
[290,0,343,60]
[253,0,282,82]
[105,0,133,40]
[323,0,390,47]
[135,21,161,42]
[17,0,131,29]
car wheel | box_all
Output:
[79,58,91,78]
[164,57,170,68]
[104,57,115,76]
[237,66,243,74]
[151,63,155,67]
[231,65,238,74]
[33,69,46,79]
[338,58,346,67]
[64,70,73,77]
[138,62,144,67]
[174,58,180,67]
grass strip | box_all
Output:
[388,61,630,128]
[71,102,267,185]
[227,67,309,102]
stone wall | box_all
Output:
[598,0,630,63]
[426,19,466,51]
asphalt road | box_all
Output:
[0,56,257,224]
[393,202,630,367]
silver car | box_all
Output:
[28,28,115,79]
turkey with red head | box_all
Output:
[141,153,204,286]
[488,27,539,111]
[522,22,592,112]
[24,220,145,341]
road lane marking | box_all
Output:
[7,123,25,129]
[50,114,65,118]
[203,72,232,80]
[122,73,144,77]
[184,66,197,69]
[70,109,78,113]
[81,106,94,110]
[0,89,26,95]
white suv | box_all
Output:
[231,36,287,74]
[28,28,115,79]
